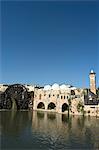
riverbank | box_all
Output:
[33,108,99,117]
[0,108,99,117]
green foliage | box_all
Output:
[68,98,71,106]
[83,89,88,96]
[77,101,84,113]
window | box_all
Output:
[61,96,63,99]
[88,110,90,113]
[57,94,59,98]
[64,96,65,99]
[53,94,55,96]
[71,90,75,95]
[89,95,92,100]
[90,107,95,108]
[49,94,51,98]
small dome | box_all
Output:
[60,84,68,90]
[91,69,94,73]
[52,83,60,90]
[65,85,71,88]
[44,85,51,90]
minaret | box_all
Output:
[89,70,96,94]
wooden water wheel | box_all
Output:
[0,84,29,110]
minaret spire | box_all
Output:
[89,69,96,94]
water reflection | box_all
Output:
[0,110,99,149]
[0,110,32,136]
[32,111,99,149]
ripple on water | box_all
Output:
[0,111,99,149]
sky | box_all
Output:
[1,1,99,88]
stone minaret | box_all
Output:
[89,70,96,94]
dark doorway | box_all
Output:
[48,102,56,110]
[62,103,69,112]
[37,102,45,109]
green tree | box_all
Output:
[77,101,84,115]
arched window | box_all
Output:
[61,96,63,99]
[37,102,45,109]
[48,102,56,110]
[57,94,59,98]
[71,90,75,95]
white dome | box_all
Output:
[91,69,94,73]
[52,83,60,90]
[65,85,71,88]
[44,85,51,90]
[60,84,68,90]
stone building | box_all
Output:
[0,70,98,116]
[0,84,8,92]
[33,83,84,114]
[84,70,99,116]
[33,70,99,116]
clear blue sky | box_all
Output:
[1,1,99,88]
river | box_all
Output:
[0,110,99,149]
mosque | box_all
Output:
[33,70,98,116]
[0,70,99,116]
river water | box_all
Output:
[0,110,99,150]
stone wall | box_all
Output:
[84,105,99,117]
[33,88,83,114]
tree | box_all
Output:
[68,97,72,116]
[77,101,84,115]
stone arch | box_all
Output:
[37,102,45,109]
[62,103,69,112]
[48,102,56,110]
